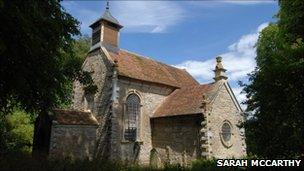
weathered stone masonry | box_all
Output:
[152,115,202,165]
[45,5,247,166]
[113,78,174,164]
[49,124,98,160]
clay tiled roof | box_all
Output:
[108,50,199,88]
[153,84,213,118]
[53,109,99,125]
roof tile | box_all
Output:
[153,84,213,118]
[108,50,199,88]
[53,109,99,125]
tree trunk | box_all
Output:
[32,112,52,158]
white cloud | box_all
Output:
[62,1,273,34]
[175,22,269,109]
[257,22,269,32]
[62,1,185,34]
[232,87,247,108]
[223,0,276,5]
[111,1,185,33]
[221,22,268,80]
[174,60,214,83]
[176,22,268,82]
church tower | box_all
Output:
[89,2,123,51]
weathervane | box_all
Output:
[106,0,109,10]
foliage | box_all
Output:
[0,35,91,155]
[243,0,304,158]
[0,0,95,155]
[191,158,245,171]
[0,0,80,115]
[58,35,92,108]
[1,110,34,154]
[0,155,122,171]
[73,35,91,60]
[191,159,218,171]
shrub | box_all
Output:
[191,158,246,171]
[1,110,34,154]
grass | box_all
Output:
[0,154,246,171]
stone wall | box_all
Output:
[207,82,246,158]
[70,47,246,163]
[72,49,113,116]
[69,48,115,160]
[49,124,98,160]
[151,115,202,166]
[111,78,174,164]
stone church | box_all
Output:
[47,6,246,165]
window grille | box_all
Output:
[124,94,140,141]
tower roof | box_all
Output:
[90,4,123,29]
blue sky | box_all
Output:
[62,0,278,107]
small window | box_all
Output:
[221,122,231,142]
[124,93,140,141]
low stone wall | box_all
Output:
[151,115,202,166]
[49,124,98,160]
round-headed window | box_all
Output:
[221,122,232,142]
[124,93,140,142]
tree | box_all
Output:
[243,0,304,158]
[73,35,91,60]
[0,0,80,114]
[0,35,91,155]
[58,35,91,108]
[0,0,95,155]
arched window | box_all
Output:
[221,122,232,142]
[124,93,140,141]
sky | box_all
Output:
[61,0,279,108]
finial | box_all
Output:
[216,56,222,63]
[215,56,224,70]
[213,56,228,82]
[106,0,109,10]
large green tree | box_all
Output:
[0,0,93,155]
[0,35,91,154]
[244,0,304,158]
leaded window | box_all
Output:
[221,122,231,142]
[124,93,140,141]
